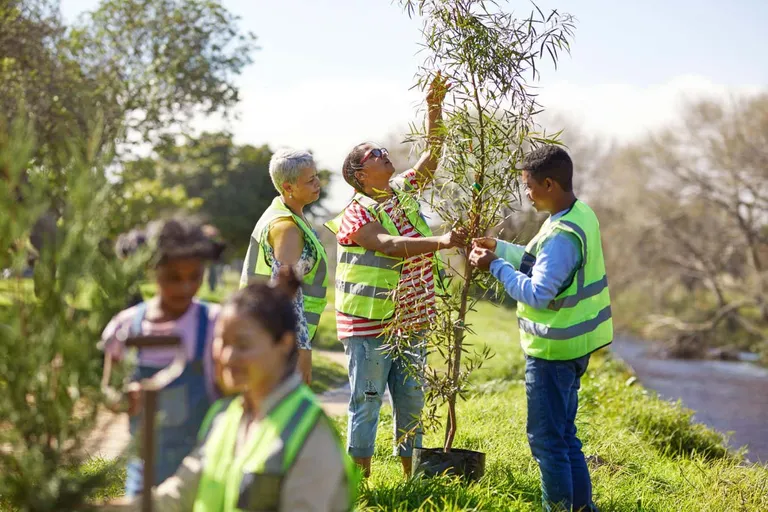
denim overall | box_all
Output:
[124,301,213,497]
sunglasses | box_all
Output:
[359,147,389,165]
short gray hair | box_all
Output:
[269,148,316,193]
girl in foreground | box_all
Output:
[108,267,358,512]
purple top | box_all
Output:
[100,298,221,399]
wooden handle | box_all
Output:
[141,389,158,512]
[125,334,182,350]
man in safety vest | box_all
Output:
[469,145,611,512]
[325,75,467,479]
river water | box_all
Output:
[612,336,768,463]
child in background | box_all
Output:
[100,217,225,497]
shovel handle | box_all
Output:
[134,335,186,512]
[125,335,183,350]
[141,389,158,512]
[103,335,185,512]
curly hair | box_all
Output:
[522,145,574,192]
[341,142,372,192]
[115,217,225,266]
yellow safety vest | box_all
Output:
[193,385,359,511]
[240,197,328,340]
[324,184,444,321]
[517,200,613,360]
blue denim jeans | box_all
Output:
[343,335,425,458]
[526,354,598,512]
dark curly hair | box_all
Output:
[341,142,372,192]
[522,145,574,193]
[115,217,226,266]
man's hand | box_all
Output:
[297,349,312,386]
[472,237,497,251]
[439,227,469,249]
[469,247,499,271]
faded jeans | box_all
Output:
[526,354,598,512]
[342,335,425,458]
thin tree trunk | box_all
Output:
[444,68,486,452]
[444,261,474,452]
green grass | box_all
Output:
[310,353,348,394]
[7,279,768,510]
[351,301,768,511]
[313,300,345,351]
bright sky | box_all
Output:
[61,0,767,211]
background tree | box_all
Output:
[117,133,333,254]
[541,95,768,360]
[391,0,574,452]
[0,118,150,511]
[0,1,80,159]
[603,96,767,357]
[2,0,256,162]
[2,0,256,280]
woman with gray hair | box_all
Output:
[240,148,329,385]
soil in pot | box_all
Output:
[412,447,486,481]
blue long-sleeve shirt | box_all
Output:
[490,209,582,309]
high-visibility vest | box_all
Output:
[324,184,443,321]
[193,385,360,512]
[516,200,613,360]
[240,197,328,340]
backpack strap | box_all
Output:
[195,302,210,361]
[131,302,147,337]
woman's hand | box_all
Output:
[297,349,312,386]
[439,227,469,249]
[426,72,449,110]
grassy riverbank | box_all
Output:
[354,301,768,511]
[4,277,767,510]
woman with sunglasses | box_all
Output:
[325,75,467,479]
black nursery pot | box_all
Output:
[412,447,486,481]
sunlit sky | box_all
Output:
[61,0,766,210]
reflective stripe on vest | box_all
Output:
[261,395,315,473]
[325,188,439,321]
[516,201,613,360]
[193,385,359,512]
[244,197,328,340]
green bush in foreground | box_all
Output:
[0,119,144,509]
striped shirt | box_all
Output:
[335,170,436,339]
